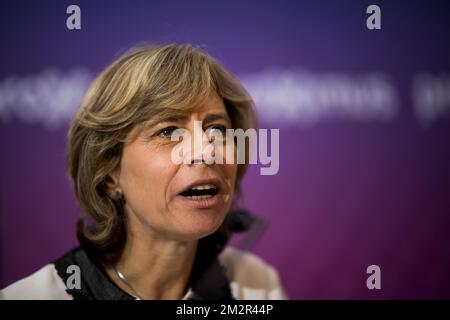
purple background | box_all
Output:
[1,0,450,299]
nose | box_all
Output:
[191,158,205,164]
[188,125,215,165]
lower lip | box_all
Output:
[177,194,221,209]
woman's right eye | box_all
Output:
[156,126,178,138]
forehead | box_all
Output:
[192,91,226,114]
[153,92,228,123]
[133,92,230,134]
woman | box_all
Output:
[1,44,287,300]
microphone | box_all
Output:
[225,209,267,250]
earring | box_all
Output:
[109,190,122,200]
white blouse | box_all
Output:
[1,247,287,300]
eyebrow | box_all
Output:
[203,113,231,124]
[156,112,231,125]
[158,114,189,123]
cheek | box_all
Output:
[218,141,238,186]
[119,144,176,209]
[223,163,238,192]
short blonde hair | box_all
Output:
[67,44,256,259]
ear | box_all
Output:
[104,171,122,198]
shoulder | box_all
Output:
[0,264,72,300]
[218,247,288,300]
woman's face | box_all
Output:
[112,92,237,241]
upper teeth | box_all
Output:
[191,184,217,190]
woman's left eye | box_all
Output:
[205,124,227,137]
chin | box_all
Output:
[170,215,225,242]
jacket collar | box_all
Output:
[54,245,233,300]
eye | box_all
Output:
[156,126,178,139]
[205,124,227,139]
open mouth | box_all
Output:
[179,184,219,200]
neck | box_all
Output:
[105,217,198,300]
